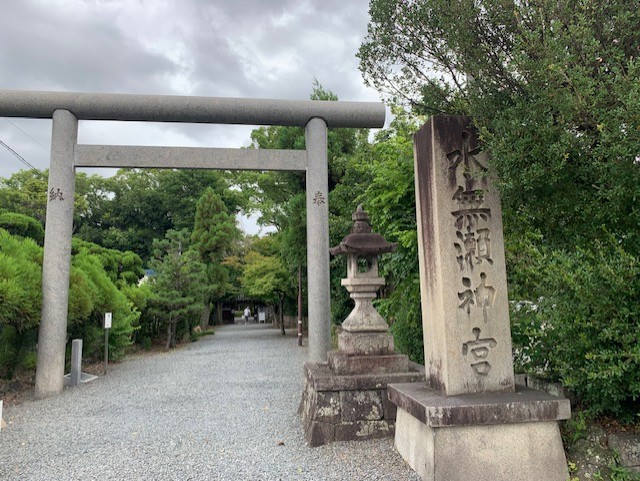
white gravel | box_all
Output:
[0,324,420,480]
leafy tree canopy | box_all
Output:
[359,0,640,252]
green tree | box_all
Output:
[148,229,207,349]
[241,246,290,335]
[76,169,238,263]
[0,169,107,233]
[71,238,144,287]
[68,250,139,360]
[359,0,640,252]
[0,228,140,376]
[359,113,424,362]
[191,187,240,326]
[0,169,49,225]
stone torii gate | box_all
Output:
[0,90,385,399]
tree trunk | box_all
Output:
[200,301,211,329]
[216,301,223,325]
[297,264,303,346]
[165,316,173,350]
[170,320,177,348]
[279,295,285,336]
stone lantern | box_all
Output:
[331,204,396,330]
[300,204,425,447]
[330,204,397,357]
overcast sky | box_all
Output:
[0,0,384,233]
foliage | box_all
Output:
[234,82,366,320]
[76,169,238,262]
[359,0,640,254]
[0,229,43,333]
[72,238,144,287]
[241,241,290,333]
[147,229,207,349]
[0,228,140,376]
[561,410,590,446]
[0,169,50,225]
[509,235,640,419]
[68,251,138,360]
[241,249,289,301]
[360,0,640,418]
[350,112,425,363]
[192,187,239,263]
[0,169,110,233]
[0,212,44,244]
[0,229,42,377]
[191,187,240,325]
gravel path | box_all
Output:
[0,324,420,480]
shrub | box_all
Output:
[0,212,44,244]
[0,230,42,377]
[509,235,640,419]
[380,273,424,365]
[69,251,139,361]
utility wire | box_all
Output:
[2,117,49,151]
[0,139,41,172]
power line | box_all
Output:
[2,117,49,151]
[0,139,41,172]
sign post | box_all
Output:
[104,312,112,375]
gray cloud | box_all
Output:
[0,0,380,179]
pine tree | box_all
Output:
[149,229,207,349]
[191,188,239,326]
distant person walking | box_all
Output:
[243,306,251,324]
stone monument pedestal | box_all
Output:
[389,116,572,480]
[389,382,571,480]
[299,357,425,447]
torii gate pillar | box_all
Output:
[35,109,78,399]
[305,118,331,363]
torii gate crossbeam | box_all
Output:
[0,90,385,399]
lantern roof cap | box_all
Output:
[329,204,397,256]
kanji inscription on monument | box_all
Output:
[414,116,515,395]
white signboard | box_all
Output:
[104,312,112,329]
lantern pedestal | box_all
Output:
[299,358,425,447]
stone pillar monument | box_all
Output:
[300,205,425,446]
[389,116,571,480]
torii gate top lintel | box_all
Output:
[0,90,386,128]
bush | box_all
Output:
[0,212,44,244]
[509,235,640,419]
[0,229,42,377]
[380,273,424,364]
[72,238,144,287]
[0,228,143,377]
[69,251,139,361]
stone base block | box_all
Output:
[327,351,409,375]
[300,361,425,447]
[338,331,394,356]
[390,382,571,481]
